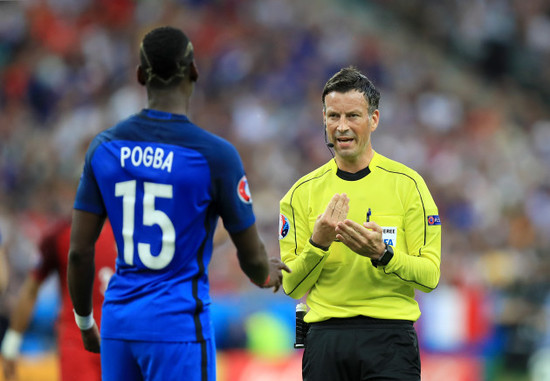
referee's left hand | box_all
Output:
[335,219,385,260]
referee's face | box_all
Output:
[324,90,379,172]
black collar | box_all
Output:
[336,166,371,181]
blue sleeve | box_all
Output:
[212,142,255,233]
[74,136,106,216]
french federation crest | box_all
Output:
[279,214,290,239]
[237,175,252,204]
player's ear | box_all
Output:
[189,61,199,82]
[137,65,147,86]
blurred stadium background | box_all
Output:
[1,0,550,380]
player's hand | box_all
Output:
[335,220,385,260]
[311,193,350,248]
[263,257,291,293]
[80,322,101,353]
[2,357,17,381]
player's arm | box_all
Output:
[67,209,104,353]
[380,176,441,292]
[230,223,290,292]
[214,143,289,292]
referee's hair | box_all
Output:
[139,26,195,89]
[322,66,380,115]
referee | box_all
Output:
[279,67,441,380]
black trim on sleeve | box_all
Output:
[383,268,436,291]
[375,166,436,290]
[376,166,427,247]
[285,255,325,296]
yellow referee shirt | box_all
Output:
[279,151,441,323]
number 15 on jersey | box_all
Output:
[115,180,176,270]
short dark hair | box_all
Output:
[322,66,380,115]
[140,26,194,89]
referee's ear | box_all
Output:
[369,109,380,132]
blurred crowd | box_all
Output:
[1,0,550,377]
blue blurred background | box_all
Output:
[1,0,550,380]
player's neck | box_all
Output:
[146,87,192,116]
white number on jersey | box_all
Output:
[115,180,176,270]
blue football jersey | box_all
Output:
[74,109,256,342]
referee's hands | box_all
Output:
[80,322,101,353]
[335,219,385,260]
[311,193,350,248]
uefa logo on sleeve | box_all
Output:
[427,215,441,226]
[237,175,252,204]
[279,214,290,239]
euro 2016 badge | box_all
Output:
[237,175,252,204]
[279,214,289,240]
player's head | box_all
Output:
[322,66,380,115]
[137,26,198,89]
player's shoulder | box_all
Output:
[197,128,237,152]
[191,129,243,167]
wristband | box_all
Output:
[1,329,23,360]
[309,237,330,251]
[251,274,270,287]
[73,309,95,330]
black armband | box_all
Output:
[309,237,330,251]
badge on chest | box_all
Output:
[381,227,397,247]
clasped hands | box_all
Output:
[310,193,385,260]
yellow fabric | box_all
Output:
[279,151,441,323]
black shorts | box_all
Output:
[302,316,420,381]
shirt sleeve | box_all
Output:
[381,173,441,292]
[279,184,329,299]
[212,142,255,234]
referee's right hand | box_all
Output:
[311,193,350,248]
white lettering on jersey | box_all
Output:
[120,146,173,173]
